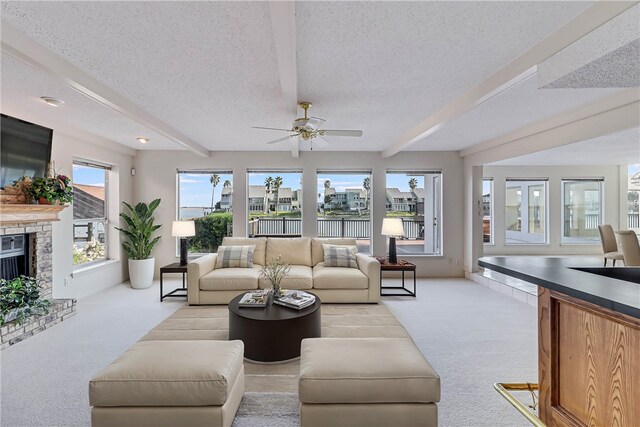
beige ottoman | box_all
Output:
[299,338,440,427]
[89,340,244,427]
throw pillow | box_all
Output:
[322,244,358,268]
[216,245,256,269]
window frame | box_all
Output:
[176,169,234,256]
[560,178,604,245]
[72,160,110,269]
[385,169,443,256]
[504,179,549,246]
[483,178,494,245]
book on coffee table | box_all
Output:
[238,289,271,307]
[273,290,316,310]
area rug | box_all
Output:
[141,302,410,395]
[232,392,299,427]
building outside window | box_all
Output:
[505,179,547,244]
[72,161,109,266]
[629,164,640,230]
[562,179,603,244]
[386,171,442,255]
[247,170,302,237]
[177,170,233,253]
[317,171,372,253]
[483,179,493,244]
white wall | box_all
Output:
[133,150,465,278]
[483,165,622,255]
[51,132,135,299]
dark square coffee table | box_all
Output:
[228,292,321,363]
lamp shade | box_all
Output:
[172,221,195,237]
[381,218,405,237]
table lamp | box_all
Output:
[172,221,195,265]
[381,218,405,264]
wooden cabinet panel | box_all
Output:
[539,288,640,427]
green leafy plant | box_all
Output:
[115,199,162,260]
[260,255,290,297]
[0,276,50,326]
[26,175,73,204]
[190,212,233,253]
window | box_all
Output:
[483,179,493,244]
[562,179,603,244]
[386,171,442,255]
[247,170,302,237]
[505,180,547,244]
[72,161,109,266]
[177,170,233,253]
[317,171,372,253]
[629,164,639,230]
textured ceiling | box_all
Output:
[0,55,179,150]
[0,1,604,153]
[408,74,621,151]
[489,127,640,166]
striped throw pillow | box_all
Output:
[216,245,255,269]
[322,244,358,268]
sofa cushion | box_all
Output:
[323,244,358,268]
[312,263,368,289]
[266,237,312,266]
[200,267,261,291]
[89,340,244,407]
[222,237,267,265]
[311,238,357,266]
[299,338,440,404]
[259,265,313,290]
[215,245,255,269]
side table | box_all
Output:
[380,260,417,297]
[160,262,188,301]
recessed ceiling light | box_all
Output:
[40,96,64,107]
[137,137,150,144]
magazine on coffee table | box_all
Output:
[273,290,316,310]
[238,289,271,307]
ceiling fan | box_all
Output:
[253,102,363,149]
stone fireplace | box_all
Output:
[0,216,77,350]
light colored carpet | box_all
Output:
[1,277,537,427]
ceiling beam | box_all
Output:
[381,0,639,158]
[268,1,299,158]
[1,20,210,158]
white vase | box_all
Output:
[128,257,155,289]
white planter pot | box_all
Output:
[128,257,155,289]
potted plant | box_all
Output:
[115,199,162,289]
[28,175,73,205]
[0,276,50,326]
[260,255,291,298]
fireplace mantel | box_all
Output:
[0,204,68,226]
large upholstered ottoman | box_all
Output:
[89,340,245,427]
[299,338,440,427]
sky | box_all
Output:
[176,172,427,208]
[72,164,105,187]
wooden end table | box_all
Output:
[160,262,188,301]
[380,260,417,297]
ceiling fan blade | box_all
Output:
[253,126,296,132]
[266,135,297,145]
[321,130,363,137]
[305,116,326,131]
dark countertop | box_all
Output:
[478,256,640,319]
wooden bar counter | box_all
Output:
[479,257,640,427]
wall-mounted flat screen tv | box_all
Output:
[0,114,53,189]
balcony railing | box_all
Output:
[248,217,424,239]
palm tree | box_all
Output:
[408,178,418,193]
[323,179,331,209]
[264,176,273,213]
[209,174,220,211]
[223,180,231,188]
[362,177,371,211]
[273,176,283,214]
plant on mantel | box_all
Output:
[0,276,50,326]
[12,174,73,205]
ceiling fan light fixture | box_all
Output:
[40,96,64,107]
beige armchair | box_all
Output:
[614,230,640,267]
[598,225,624,267]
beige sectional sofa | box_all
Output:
[187,237,380,305]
